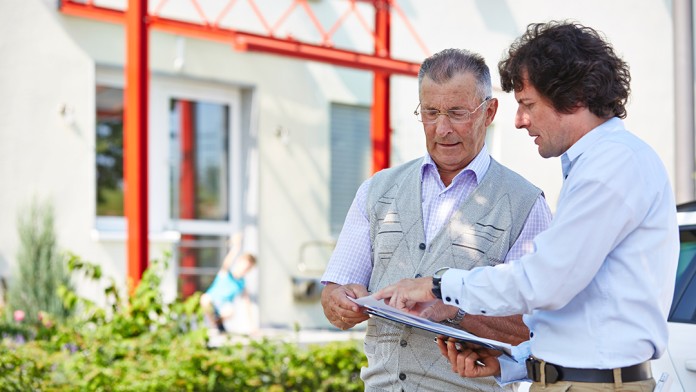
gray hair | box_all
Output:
[418,48,492,100]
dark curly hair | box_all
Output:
[498,21,631,119]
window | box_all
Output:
[154,85,242,299]
[168,97,236,298]
[94,71,249,299]
[169,99,230,222]
[95,85,125,217]
[330,103,372,237]
[177,234,228,298]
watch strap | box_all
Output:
[431,267,450,300]
[446,308,466,325]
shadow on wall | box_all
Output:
[474,0,520,36]
[292,240,336,302]
[0,253,8,308]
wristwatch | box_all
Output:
[431,267,450,300]
[447,308,466,326]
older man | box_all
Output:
[321,48,551,392]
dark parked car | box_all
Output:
[650,202,696,392]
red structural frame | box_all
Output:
[59,0,426,285]
[124,0,149,289]
[178,100,198,297]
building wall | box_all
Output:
[0,0,678,329]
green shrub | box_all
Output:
[0,254,366,391]
[6,199,72,325]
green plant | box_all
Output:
[0,253,367,391]
[6,199,72,325]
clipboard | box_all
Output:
[350,295,513,358]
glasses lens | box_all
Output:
[420,110,439,123]
[447,110,470,123]
[416,98,489,123]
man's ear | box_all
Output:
[484,98,499,127]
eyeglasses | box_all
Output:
[414,97,491,124]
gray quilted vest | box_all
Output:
[361,157,541,392]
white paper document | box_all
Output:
[351,295,513,357]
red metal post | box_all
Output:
[371,0,391,173]
[179,100,198,297]
[125,0,149,288]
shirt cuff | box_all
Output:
[440,268,467,308]
[495,342,531,385]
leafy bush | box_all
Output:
[0,253,366,391]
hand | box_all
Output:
[436,337,502,378]
[373,276,435,311]
[230,231,244,248]
[321,283,370,330]
[419,302,460,323]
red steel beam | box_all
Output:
[371,0,391,172]
[179,100,197,297]
[233,32,418,76]
[125,0,149,287]
[60,1,420,76]
[61,0,124,24]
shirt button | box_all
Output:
[419,243,426,250]
[530,332,534,338]
[415,274,422,278]
[455,299,459,305]
[445,297,451,302]
[481,310,487,314]
[400,339,407,347]
[399,373,406,381]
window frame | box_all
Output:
[151,77,243,238]
[94,68,127,233]
[93,68,244,241]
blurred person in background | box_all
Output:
[200,232,256,334]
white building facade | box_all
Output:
[0,0,678,330]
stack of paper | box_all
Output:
[350,295,513,357]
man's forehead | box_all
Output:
[514,79,539,101]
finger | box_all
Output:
[343,313,369,325]
[459,349,495,378]
[349,284,370,298]
[456,349,477,377]
[392,295,410,310]
[387,295,397,308]
[372,286,393,301]
[332,290,360,313]
[420,305,433,320]
[446,339,459,372]
[436,336,448,357]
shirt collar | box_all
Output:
[420,144,491,185]
[561,117,624,179]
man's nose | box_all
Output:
[515,110,529,129]
[434,116,453,135]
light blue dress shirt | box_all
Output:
[440,118,679,381]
